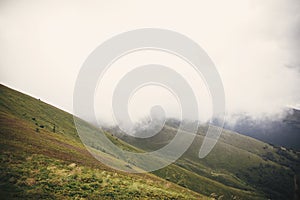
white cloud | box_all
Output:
[0,0,299,125]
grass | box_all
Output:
[115,120,299,199]
[0,83,299,200]
[0,84,206,199]
[0,152,201,199]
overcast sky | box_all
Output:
[1,0,300,125]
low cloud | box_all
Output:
[0,0,299,126]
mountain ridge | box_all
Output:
[0,84,299,199]
[0,84,205,199]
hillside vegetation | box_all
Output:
[0,84,299,200]
[0,84,205,199]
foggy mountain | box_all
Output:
[224,108,300,150]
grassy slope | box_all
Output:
[1,84,299,200]
[0,84,206,200]
[114,122,300,199]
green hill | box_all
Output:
[0,84,206,199]
[108,119,300,199]
[0,84,299,200]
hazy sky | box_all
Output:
[1,0,300,124]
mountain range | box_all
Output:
[224,109,300,150]
[0,84,299,200]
